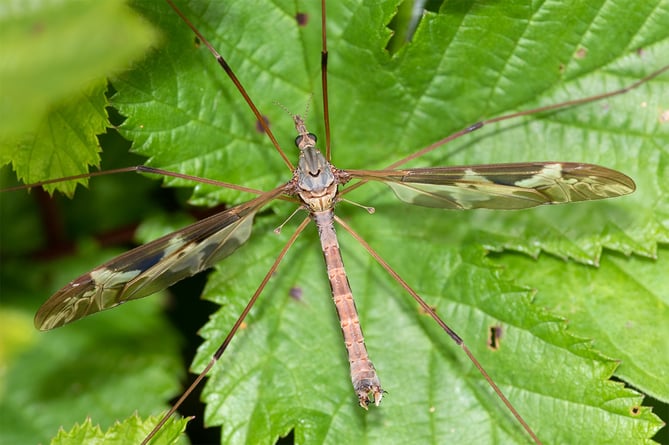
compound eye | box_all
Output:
[295,133,318,147]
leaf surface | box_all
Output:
[2,0,668,444]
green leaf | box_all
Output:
[491,247,669,402]
[0,0,158,195]
[2,0,668,444]
[0,246,184,444]
[4,80,109,197]
[49,414,189,445]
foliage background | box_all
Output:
[1,0,668,444]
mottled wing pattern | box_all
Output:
[347,162,635,209]
[35,187,288,330]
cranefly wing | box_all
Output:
[346,162,635,209]
[35,187,288,330]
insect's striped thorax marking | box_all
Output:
[293,115,338,212]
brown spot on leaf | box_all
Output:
[296,12,308,26]
[32,22,45,35]
[256,115,270,133]
[289,287,303,300]
[418,305,438,316]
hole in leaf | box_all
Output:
[487,324,503,351]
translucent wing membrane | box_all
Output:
[347,162,635,209]
[34,187,287,330]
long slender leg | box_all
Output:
[334,214,542,444]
